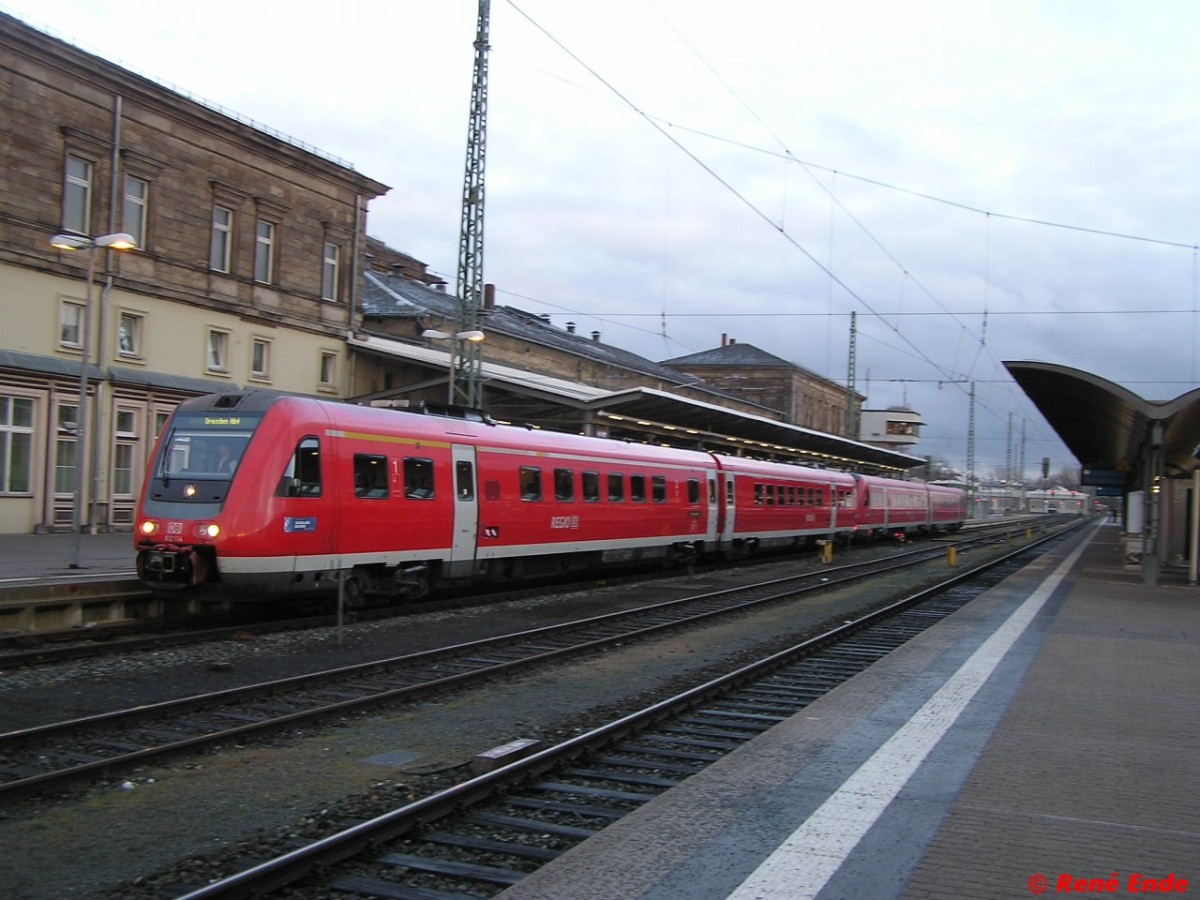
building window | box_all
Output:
[319,351,337,388]
[254,219,275,283]
[250,339,271,380]
[63,155,92,235]
[55,402,78,493]
[112,408,138,496]
[0,396,34,494]
[210,206,233,272]
[59,301,84,349]
[117,312,143,358]
[322,242,340,301]
[123,175,149,248]
[206,329,228,372]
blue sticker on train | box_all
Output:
[284,517,318,533]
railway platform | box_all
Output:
[0,530,135,583]
[500,520,1200,900]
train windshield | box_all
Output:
[155,412,263,479]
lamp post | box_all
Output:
[49,232,137,568]
[421,329,486,406]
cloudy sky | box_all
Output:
[7,0,1200,478]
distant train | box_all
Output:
[134,392,966,602]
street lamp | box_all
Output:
[49,232,137,568]
[421,328,486,405]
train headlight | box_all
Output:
[196,523,221,540]
[139,519,159,536]
[184,483,198,498]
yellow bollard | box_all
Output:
[820,540,833,564]
[948,545,959,568]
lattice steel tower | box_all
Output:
[452,0,491,408]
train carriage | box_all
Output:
[135,392,966,602]
[714,456,859,555]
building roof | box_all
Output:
[664,342,795,368]
[361,271,775,413]
[358,271,924,472]
[1005,360,1200,479]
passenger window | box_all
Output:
[456,461,475,500]
[687,478,701,504]
[275,436,321,497]
[652,475,667,503]
[520,466,542,501]
[404,457,435,499]
[582,471,601,502]
[353,454,388,499]
[755,483,764,506]
[607,473,624,502]
[554,468,574,502]
[630,475,647,503]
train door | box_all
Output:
[721,472,737,543]
[448,444,479,579]
[706,471,720,544]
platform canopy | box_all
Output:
[1004,361,1200,479]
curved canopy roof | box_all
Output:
[1004,361,1200,479]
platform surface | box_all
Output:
[500,521,1200,899]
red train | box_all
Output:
[134,392,966,601]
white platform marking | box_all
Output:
[726,526,1096,900]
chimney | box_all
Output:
[484,282,495,311]
[591,331,601,342]
[566,322,576,334]
[721,333,728,346]
[539,314,551,324]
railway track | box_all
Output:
[0,522,1059,803]
[0,516,1047,667]
[169,521,1082,898]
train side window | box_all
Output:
[630,474,647,503]
[353,454,388,499]
[607,473,624,503]
[520,466,542,501]
[766,484,775,506]
[754,483,764,506]
[276,435,322,497]
[725,478,734,507]
[652,475,667,503]
[456,461,475,500]
[708,478,716,504]
[582,471,601,502]
[554,468,575,502]
[687,478,701,504]
[404,457,435,499]
[787,486,797,506]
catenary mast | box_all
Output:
[452,0,491,408]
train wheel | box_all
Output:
[343,575,368,609]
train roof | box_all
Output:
[213,392,721,469]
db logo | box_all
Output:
[1028,874,1049,895]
